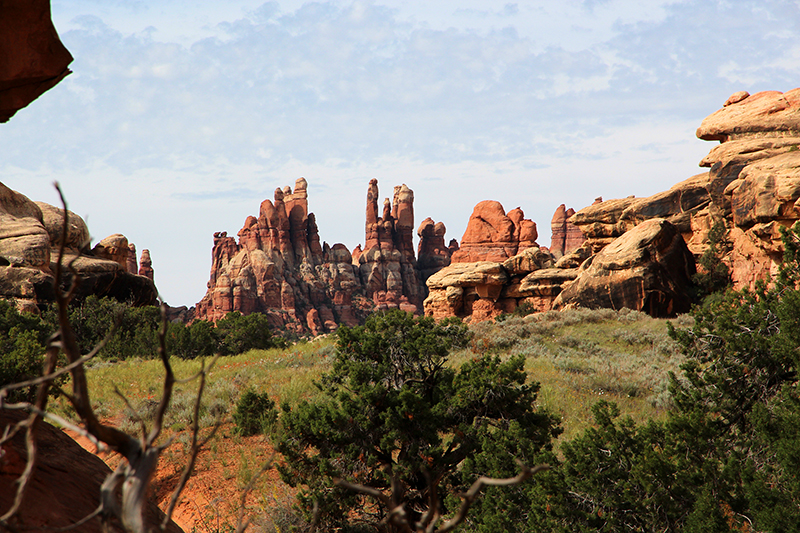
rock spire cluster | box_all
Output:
[194,178,451,335]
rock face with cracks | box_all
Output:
[570,88,800,294]
[552,219,696,316]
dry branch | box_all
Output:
[335,462,550,533]
[0,182,217,533]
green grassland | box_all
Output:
[62,307,688,448]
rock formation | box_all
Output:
[139,249,154,280]
[416,217,452,284]
[195,178,448,333]
[450,201,539,262]
[424,200,574,321]
[0,182,158,311]
[1,409,183,533]
[195,178,367,334]
[549,204,586,258]
[127,243,138,274]
[425,89,800,321]
[358,180,425,313]
[570,88,800,294]
[552,219,696,316]
[0,0,73,123]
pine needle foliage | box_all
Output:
[274,310,560,532]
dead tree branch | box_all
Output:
[335,463,549,533]
[0,182,218,533]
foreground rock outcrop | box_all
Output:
[0,182,158,312]
[0,409,183,533]
[0,0,73,122]
[570,89,800,294]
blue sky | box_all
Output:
[2,0,798,307]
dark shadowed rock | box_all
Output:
[553,219,695,317]
[0,0,73,122]
[0,409,183,533]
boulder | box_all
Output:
[553,219,695,317]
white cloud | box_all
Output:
[3,0,798,306]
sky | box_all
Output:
[2,0,799,307]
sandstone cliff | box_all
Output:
[0,183,158,312]
[424,89,800,321]
[571,89,800,293]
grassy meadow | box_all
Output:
[59,306,689,449]
[44,307,692,531]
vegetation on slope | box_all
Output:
[6,223,800,532]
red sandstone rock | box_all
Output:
[127,243,138,274]
[697,89,800,141]
[138,249,154,280]
[0,0,73,122]
[451,201,539,263]
[0,409,183,533]
[550,204,586,258]
[93,234,129,269]
[0,183,157,310]
[569,88,800,294]
[195,179,369,333]
[553,219,695,317]
[357,180,424,313]
[417,217,452,283]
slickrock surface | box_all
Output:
[0,182,157,311]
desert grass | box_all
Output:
[47,308,693,530]
[466,307,690,442]
[61,308,690,447]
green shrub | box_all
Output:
[233,388,277,437]
[0,300,54,402]
[274,310,559,531]
[216,312,287,356]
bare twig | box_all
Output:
[233,459,274,533]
